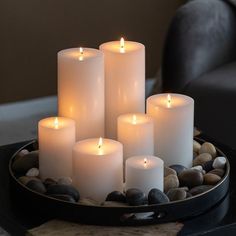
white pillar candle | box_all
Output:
[38,117,76,180]
[58,47,104,141]
[73,138,123,202]
[100,38,145,139]
[117,113,154,163]
[125,156,164,195]
[147,93,194,167]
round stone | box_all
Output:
[191,165,203,172]
[44,178,57,188]
[213,156,226,169]
[126,188,146,206]
[193,140,201,153]
[166,188,187,201]
[15,149,29,161]
[48,194,76,203]
[12,150,39,174]
[106,191,126,203]
[148,188,169,205]
[178,169,203,188]
[169,165,187,175]
[190,185,213,196]
[193,152,198,159]
[209,168,225,177]
[46,184,80,202]
[26,179,46,194]
[58,177,72,185]
[204,173,221,185]
[26,168,39,177]
[199,142,217,158]
[193,153,212,166]
[164,166,177,177]
[164,174,179,193]
[18,176,39,185]
[201,160,214,172]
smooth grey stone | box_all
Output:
[204,173,221,185]
[58,177,72,185]
[213,156,227,169]
[169,165,187,175]
[26,168,39,177]
[164,166,177,177]
[190,185,213,196]
[46,184,80,202]
[18,176,39,185]
[106,191,126,203]
[26,179,46,194]
[126,188,146,206]
[179,169,203,188]
[199,142,217,158]
[48,194,76,203]
[201,160,214,172]
[44,178,57,188]
[164,174,179,193]
[148,188,169,204]
[209,168,225,177]
[166,188,187,201]
[79,198,100,206]
[193,153,212,166]
[12,150,39,174]
[101,201,128,207]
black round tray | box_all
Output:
[9,138,230,226]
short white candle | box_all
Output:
[125,156,164,195]
[117,113,154,163]
[38,117,76,180]
[147,93,194,167]
[100,38,145,139]
[58,47,104,141]
[73,138,123,202]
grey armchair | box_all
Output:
[161,0,236,148]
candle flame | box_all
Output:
[144,158,148,167]
[132,114,137,124]
[54,117,59,129]
[167,94,172,108]
[120,37,125,53]
[79,47,84,61]
[98,137,103,149]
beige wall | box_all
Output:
[0,0,184,104]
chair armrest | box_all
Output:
[162,0,236,92]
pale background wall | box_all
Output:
[0,0,184,104]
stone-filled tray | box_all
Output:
[8,138,230,226]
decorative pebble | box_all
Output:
[193,140,201,153]
[204,173,221,185]
[164,166,177,177]
[164,174,179,193]
[58,177,72,185]
[201,160,214,172]
[190,185,213,196]
[166,188,187,201]
[186,192,192,198]
[18,176,39,185]
[79,198,100,206]
[148,188,169,205]
[48,194,76,203]
[178,169,203,188]
[193,153,212,166]
[169,165,187,175]
[106,191,126,203]
[199,142,217,158]
[26,179,46,194]
[191,165,203,172]
[26,168,39,177]
[46,184,80,202]
[16,149,29,160]
[101,201,128,207]
[213,156,226,169]
[12,150,39,174]
[126,188,146,206]
[44,178,57,188]
[209,168,225,177]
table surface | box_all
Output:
[0,134,236,236]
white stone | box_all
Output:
[191,165,203,172]
[213,157,226,169]
[58,177,72,185]
[26,168,39,177]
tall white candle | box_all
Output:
[38,117,76,180]
[73,138,123,202]
[125,156,164,195]
[100,38,145,139]
[118,113,154,164]
[58,47,104,141]
[147,93,194,167]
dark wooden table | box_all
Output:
[1,135,236,236]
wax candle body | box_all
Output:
[58,48,104,141]
[73,138,123,202]
[147,93,194,167]
[125,156,163,195]
[118,113,154,163]
[100,40,145,139]
[38,117,76,180]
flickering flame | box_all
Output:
[79,47,84,61]
[144,158,148,167]
[120,37,125,53]
[132,114,137,124]
[167,94,172,108]
[98,137,103,149]
[54,117,59,129]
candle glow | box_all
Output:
[120,37,125,53]
[167,94,172,108]
[79,47,84,61]
[132,114,137,124]
[54,117,59,129]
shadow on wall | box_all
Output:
[0,0,184,104]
